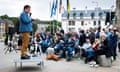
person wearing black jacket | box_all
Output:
[79,30,86,46]
[60,28,64,35]
[88,29,95,45]
[109,28,118,60]
[94,34,112,64]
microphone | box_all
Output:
[29,13,34,21]
[30,13,32,17]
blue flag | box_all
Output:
[50,1,55,18]
[50,0,58,18]
[54,0,58,15]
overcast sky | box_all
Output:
[0,0,116,20]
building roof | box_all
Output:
[3,19,14,25]
[0,18,5,23]
[33,19,49,24]
[0,18,14,25]
[62,8,111,17]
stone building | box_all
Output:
[115,0,120,31]
[116,0,120,31]
[0,18,5,39]
[62,8,111,33]
[0,19,14,39]
[33,19,49,33]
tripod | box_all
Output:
[5,40,17,54]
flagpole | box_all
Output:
[59,0,62,32]
[55,0,58,33]
[50,0,58,33]
[50,4,51,33]
[53,16,55,33]
[50,3,52,33]
[55,2,58,33]
[56,0,58,33]
[67,0,70,33]
[53,0,55,33]
[49,0,51,33]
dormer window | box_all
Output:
[91,12,95,19]
[80,13,84,19]
[73,12,76,19]
[99,12,103,19]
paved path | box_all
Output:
[0,42,120,72]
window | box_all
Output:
[41,27,44,30]
[69,21,75,26]
[69,28,75,32]
[78,28,81,31]
[91,12,95,19]
[81,21,84,26]
[0,23,1,27]
[99,12,103,19]
[117,3,120,8]
[98,20,101,26]
[1,28,3,32]
[73,13,76,19]
[69,21,72,25]
[80,13,84,19]
[0,28,1,32]
[93,21,96,26]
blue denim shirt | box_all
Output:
[19,11,32,32]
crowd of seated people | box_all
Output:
[13,27,119,67]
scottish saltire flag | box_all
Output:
[50,0,58,18]
[67,0,70,19]
[59,0,62,13]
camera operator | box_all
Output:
[8,25,15,41]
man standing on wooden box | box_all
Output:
[19,5,33,59]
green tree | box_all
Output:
[0,14,9,19]
[0,14,19,26]
[0,15,38,34]
[46,20,61,33]
[32,23,38,34]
